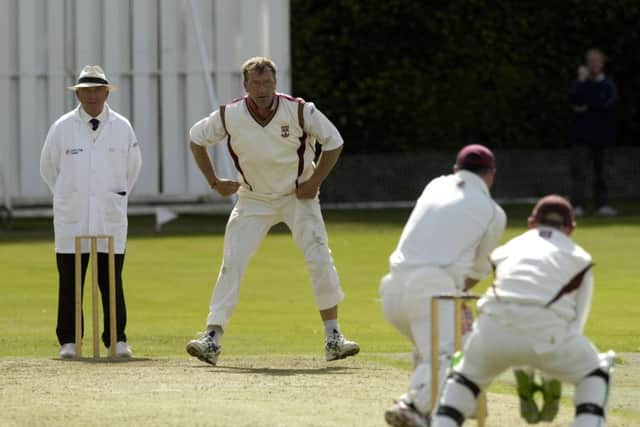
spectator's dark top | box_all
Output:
[570,76,618,145]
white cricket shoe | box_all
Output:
[596,205,618,217]
[59,343,77,359]
[384,400,429,427]
[107,341,132,358]
[186,332,222,366]
[325,330,360,361]
[114,341,133,358]
[574,206,585,217]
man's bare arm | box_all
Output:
[313,145,342,182]
[190,141,240,197]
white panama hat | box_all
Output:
[67,65,116,91]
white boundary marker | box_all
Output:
[9,198,540,219]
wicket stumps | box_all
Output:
[430,294,487,426]
[74,235,117,359]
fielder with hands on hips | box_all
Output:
[39,65,142,359]
[381,145,506,427]
[186,56,359,365]
[432,195,614,427]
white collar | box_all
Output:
[455,170,490,195]
[534,226,572,241]
[76,104,110,123]
[590,73,606,82]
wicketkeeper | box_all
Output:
[432,195,614,427]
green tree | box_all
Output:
[291,0,640,153]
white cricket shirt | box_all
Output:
[389,170,506,288]
[189,93,343,197]
[481,226,594,331]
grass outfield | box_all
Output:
[1,205,639,425]
[2,205,639,356]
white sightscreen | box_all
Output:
[0,0,291,204]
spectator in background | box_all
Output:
[569,48,618,217]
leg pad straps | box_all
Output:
[576,403,605,418]
[586,368,609,384]
[575,368,609,419]
[436,405,465,426]
[450,371,481,398]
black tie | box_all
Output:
[89,118,100,131]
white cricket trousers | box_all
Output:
[456,305,600,388]
[380,266,460,415]
[206,193,344,328]
[433,306,603,427]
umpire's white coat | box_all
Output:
[40,104,142,254]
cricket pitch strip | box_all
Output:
[1,354,638,426]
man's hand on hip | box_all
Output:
[296,146,341,199]
[212,179,241,197]
[296,177,321,199]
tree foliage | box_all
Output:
[291,0,640,153]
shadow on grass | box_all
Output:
[203,364,359,376]
[52,356,154,364]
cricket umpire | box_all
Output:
[185,56,359,365]
[40,65,142,358]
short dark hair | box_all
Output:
[459,166,492,175]
[241,56,277,82]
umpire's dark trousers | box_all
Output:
[56,252,127,347]
[570,144,608,209]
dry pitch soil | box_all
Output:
[1,354,638,426]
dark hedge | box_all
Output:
[290,0,640,153]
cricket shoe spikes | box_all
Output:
[384,400,430,427]
[186,331,222,366]
[325,330,360,361]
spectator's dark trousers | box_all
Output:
[55,253,127,347]
[570,145,608,208]
[569,75,618,209]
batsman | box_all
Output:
[185,57,359,365]
[380,145,506,427]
